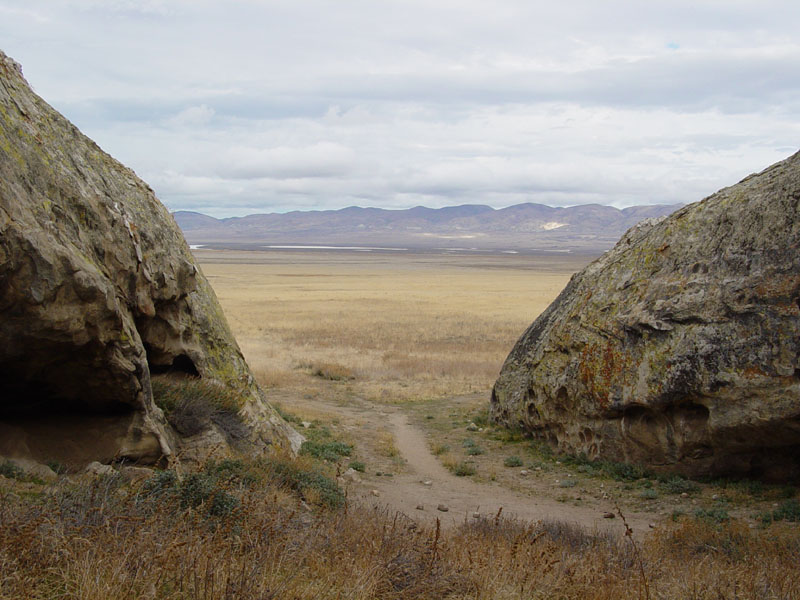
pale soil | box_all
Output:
[270,390,657,537]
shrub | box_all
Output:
[466,446,484,456]
[761,499,800,524]
[504,456,523,468]
[432,443,450,456]
[662,476,700,495]
[694,507,730,524]
[0,460,24,480]
[265,458,345,508]
[559,479,577,488]
[453,462,476,477]
[300,440,353,462]
[348,461,366,472]
[639,489,659,500]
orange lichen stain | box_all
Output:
[579,342,634,410]
[741,366,768,380]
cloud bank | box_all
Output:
[2,0,799,216]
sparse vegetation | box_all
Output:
[0,461,24,480]
[348,460,366,472]
[503,455,523,467]
[452,461,477,477]
[151,377,247,439]
[1,464,798,599]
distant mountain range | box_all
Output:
[174,202,684,254]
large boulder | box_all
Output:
[491,152,800,480]
[0,50,301,469]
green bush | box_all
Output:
[300,440,353,462]
[265,459,345,508]
[761,499,800,524]
[453,462,476,477]
[0,460,24,480]
[559,479,577,488]
[661,476,700,495]
[694,507,730,524]
[639,489,659,500]
[504,456,523,468]
[348,461,366,473]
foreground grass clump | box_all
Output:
[3,460,799,600]
[151,377,247,439]
[2,457,800,599]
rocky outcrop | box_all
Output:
[491,152,800,480]
[0,50,301,470]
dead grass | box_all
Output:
[196,250,582,403]
[1,462,798,599]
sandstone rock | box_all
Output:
[85,461,115,477]
[491,152,800,480]
[341,467,362,483]
[6,458,58,482]
[415,504,425,510]
[437,503,449,512]
[0,50,300,467]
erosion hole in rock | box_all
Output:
[146,350,199,377]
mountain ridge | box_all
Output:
[174,202,683,253]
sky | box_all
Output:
[2,1,799,218]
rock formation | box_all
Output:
[0,50,301,471]
[491,152,800,480]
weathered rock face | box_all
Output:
[491,152,800,480]
[0,51,301,468]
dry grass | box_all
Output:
[196,250,582,403]
[1,462,798,600]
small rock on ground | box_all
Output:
[437,504,449,512]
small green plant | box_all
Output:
[432,443,450,456]
[265,458,345,508]
[504,456,523,468]
[453,462,476,477]
[348,461,366,473]
[559,479,577,488]
[761,499,800,524]
[639,489,659,500]
[300,440,353,462]
[467,446,484,456]
[462,438,476,448]
[694,507,730,524]
[0,460,24,480]
[661,476,700,495]
[45,459,67,475]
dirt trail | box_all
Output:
[354,412,653,535]
[275,391,656,536]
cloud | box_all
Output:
[1,0,799,216]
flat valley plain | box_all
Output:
[196,248,588,404]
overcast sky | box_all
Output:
[2,1,799,217]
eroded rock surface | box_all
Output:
[491,152,800,480]
[0,50,301,469]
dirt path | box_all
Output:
[352,412,653,535]
[275,391,657,536]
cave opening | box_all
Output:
[144,346,199,377]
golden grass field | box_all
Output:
[195,249,589,403]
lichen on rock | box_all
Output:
[491,152,800,480]
[0,50,301,470]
